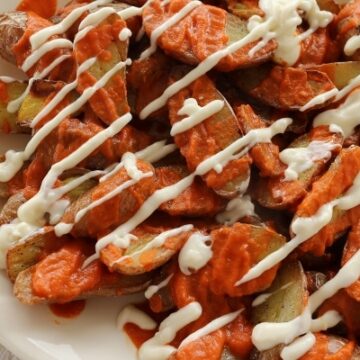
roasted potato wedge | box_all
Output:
[0,80,27,133]
[251,262,308,359]
[6,226,62,283]
[74,13,130,124]
[0,190,26,226]
[308,61,360,89]
[169,70,251,199]
[14,263,153,305]
[234,65,337,110]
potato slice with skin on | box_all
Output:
[236,104,286,177]
[142,0,276,72]
[0,190,27,226]
[234,65,337,110]
[74,13,130,124]
[168,69,252,199]
[6,226,65,283]
[101,219,195,275]
[14,260,154,305]
[156,165,225,217]
[0,11,75,80]
[252,126,343,210]
[0,80,27,133]
[61,159,157,238]
[307,62,360,89]
[250,262,308,359]
[226,0,263,19]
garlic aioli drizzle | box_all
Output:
[279,141,339,181]
[179,309,243,348]
[7,54,72,113]
[178,232,212,275]
[299,88,339,112]
[344,35,360,56]
[138,302,202,360]
[170,98,224,136]
[145,274,174,299]
[314,88,360,137]
[117,305,157,331]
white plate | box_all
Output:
[0,1,139,359]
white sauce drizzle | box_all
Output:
[178,232,212,275]
[140,0,202,60]
[21,39,73,73]
[122,152,147,181]
[170,98,224,136]
[252,293,272,307]
[179,309,243,348]
[0,76,19,83]
[119,28,133,41]
[7,54,71,113]
[280,333,316,360]
[237,171,360,286]
[252,249,360,353]
[117,304,157,331]
[140,0,332,119]
[314,88,360,137]
[279,141,339,181]
[48,199,70,225]
[344,35,360,57]
[145,274,174,299]
[216,194,255,225]
[138,302,202,360]
[0,221,38,269]
[300,88,339,112]
[110,225,194,266]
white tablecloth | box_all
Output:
[0,345,18,360]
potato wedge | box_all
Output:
[0,190,26,226]
[252,126,342,210]
[6,226,62,283]
[101,221,194,275]
[61,159,157,238]
[234,65,337,110]
[74,13,130,124]
[14,263,154,305]
[316,0,340,13]
[0,80,27,133]
[168,70,252,199]
[142,0,276,71]
[226,0,263,19]
[156,165,225,216]
[251,262,308,359]
[308,62,360,89]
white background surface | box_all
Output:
[0,0,140,359]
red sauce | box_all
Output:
[17,0,57,19]
[49,300,86,319]
[32,242,102,303]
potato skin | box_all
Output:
[0,11,27,64]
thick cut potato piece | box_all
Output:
[74,14,130,124]
[234,65,336,110]
[6,227,61,283]
[308,62,360,89]
[0,190,26,226]
[251,262,308,359]
[0,80,27,133]
[169,70,251,199]
[14,264,154,305]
